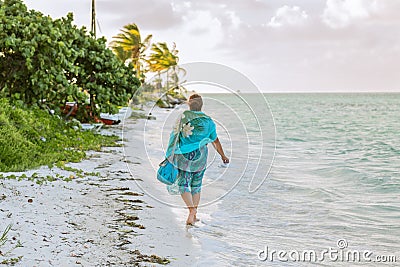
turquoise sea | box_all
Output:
[180,93,400,266]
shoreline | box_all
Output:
[0,107,201,266]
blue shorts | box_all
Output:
[167,149,206,195]
[177,168,205,194]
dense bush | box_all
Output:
[0,0,140,119]
[0,98,120,172]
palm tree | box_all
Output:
[110,45,132,64]
[147,42,182,91]
[147,42,179,73]
[110,23,152,82]
[147,42,187,106]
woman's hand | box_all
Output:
[212,138,229,163]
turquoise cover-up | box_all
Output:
[165,110,217,160]
[165,110,217,194]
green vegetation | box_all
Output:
[110,24,187,106]
[0,256,23,265]
[0,0,188,172]
[0,0,140,120]
[0,99,119,172]
[0,165,102,184]
[147,42,186,95]
[110,23,152,83]
[0,224,22,265]
[0,224,11,247]
[0,0,134,172]
[146,42,179,73]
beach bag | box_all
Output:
[157,158,178,185]
[157,113,183,185]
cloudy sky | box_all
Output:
[23,0,400,92]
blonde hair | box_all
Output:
[188,94,203,111]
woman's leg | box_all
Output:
[192,193,201,221]
[177,169,196,225]
[192,193,201,208]
[181,192,196,225]
[191,169,204,221]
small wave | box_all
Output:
[284,137,306,142]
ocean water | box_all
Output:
[177,93,400,266]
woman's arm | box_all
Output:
[212,138,229,163]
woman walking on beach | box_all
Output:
[165,94,229,225]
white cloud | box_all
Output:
[268,5,309,27]
[226,10,242,29]
[151,9,224,63]
[98,0,183,31]
[21,0,400,91]
[182,10,222,37]
[322,0,379,28]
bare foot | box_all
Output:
[186,214,195,225]
[186,208,196,225]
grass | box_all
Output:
[0,224,22,265]
[0,171,99,185]
[0,98,120,172]
[0,256,23,265]
[0,224,11,247]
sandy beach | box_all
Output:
[0,107,202,266]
